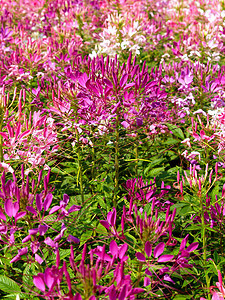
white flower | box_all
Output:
[0,162,14,173]
[193,109,207,116]
[89,51,97,59]
[181,138,191,147]
[121,40,130,50]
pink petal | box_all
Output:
[120,74,128,87]
[144,277,151,287]
[49,205,61,215]
[36,194,42,212]
[44,268,55,290]
[0,211,6,221]
[154,242,165,258]
[163,274,175,284]
[67,235,80,244]
[121,121,129,128]
[78,73,88,88]
[118,285,127,300]
[110,240,118,256]
[124,83,135,90]
[44,237,56,248]
[68,205,81,213]
[99,220,110,229]
[35,254,43,264]
[38,224,48,236]
[10,254,20,263]
[33,275,46,292]
[26,206,37,215]
[158,254,174,262]
[186,242,199,252]
[73,293,82,300]
[103,78,113,88]
[145,241,152,257]
[129,288,145,295]
[43,193,53,211]
[4,199,13,217]
[29,228,39,235]
[119,244,128,259]
[136,252,146,262]
[180,234,189,251]
[15,211,26,221]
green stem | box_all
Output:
[134,263,143,287]
[113,113,119,207]
[0,113,3,162]
[76,129,84,204]
[200,195,210,299]
[135,133,138,179]
[90,129,95,195]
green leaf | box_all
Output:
[143,203,153,216]
[95,223,108,235]
[147,167,165,177]
[184,225,201,231]
[80,230,93,246]
[23,263,36,290]
[124,233,137,246]
[46,160,56,167]
[164,138,180,145]
[182,279,194,288]
[179,204,193,215]
[166,123,185,140]
[50,167,66,175]
[173,295,192,300]
[211,184,220,203]
[4,293,24,299]
[96,196,106,209]
[0,275,21,294]
[59,249,71,259]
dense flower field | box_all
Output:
[2,0,225,299]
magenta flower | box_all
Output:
[10,247,28,263]
[136,241,174,263]
[33,266,63,295]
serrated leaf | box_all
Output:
[173,295,192,300]
[184,225,201,231]
[50,167,65,175]
[23,263,36,288]
[96,223,108,235]
[124,233,137,246]
[182,279,194,288]
[164,138,180,145]
[96,196,106,209]
[143,203,152,216]
[59,249,71,259]
[166,123,185,140]
[46,160,56,167]
[0,275,21,294]
[4,293,24,299]
[148,167,165,177]
[211,185,220,203]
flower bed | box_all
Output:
[0,0,225,299]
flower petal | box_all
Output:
[136,252,146,262]
[158,254,174,262]
[154,242,165,258]
[145,241,152,257]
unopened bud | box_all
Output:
[198,178,201,191]
[177,170,180,183]
[222,183,225,198]
[209,169,213,184]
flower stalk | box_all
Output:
[113,112,120,207]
